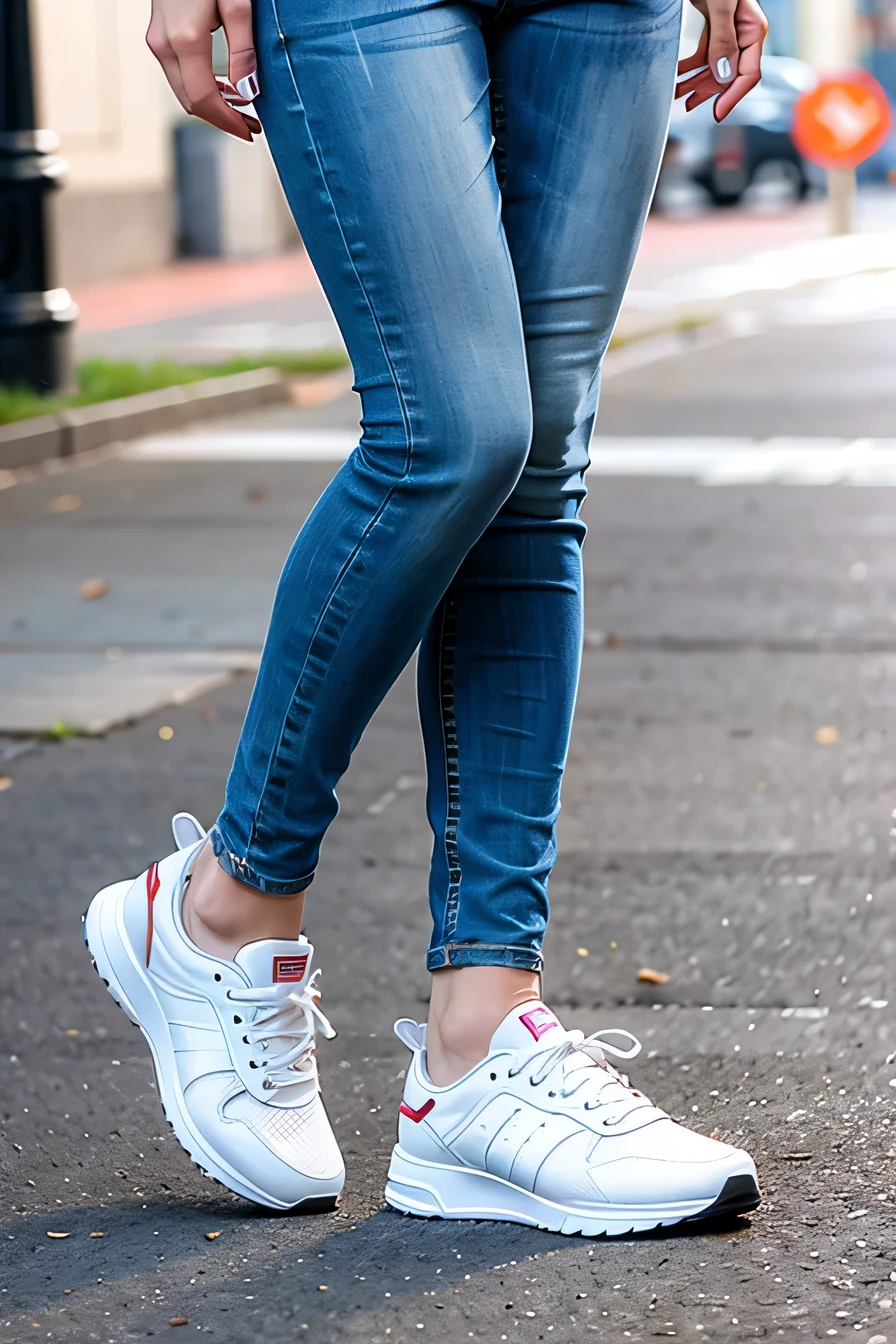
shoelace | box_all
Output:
[227,970,336,1091]
[509,1028,653,1125]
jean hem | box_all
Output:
[426,943,544,972]
[209,823,315,897]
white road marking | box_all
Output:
[127,430,357,461]
[128,432,896,486]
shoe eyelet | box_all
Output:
[214,973,222,982]
[242,1036,250,1045]
[489,1072,497,1082]
[548,1091,556,1098]
[233,1015,242,1025]
[249,1060,258,1069]
[263,1079,274,1090]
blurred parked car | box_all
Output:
[657,56,823,210]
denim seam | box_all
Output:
[209,821,315,896]
[427,943,544,971]
[244,1,417,866]
[438,596,463,946]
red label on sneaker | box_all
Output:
[145,862,161,968]
[399,1098,435,1124]
[519,1006,559,1041]
[272,954,309,983]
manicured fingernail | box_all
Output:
[715,56,733,82]
[236,72,260,100]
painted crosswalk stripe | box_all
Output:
[127,433,896,486]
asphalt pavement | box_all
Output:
[2,248,896,1343]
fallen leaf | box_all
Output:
[64,1029,79,1037]
[0,777,12,792]
[47,1232,70,1239]
[638,968,670,985]
[814,725,839,745]
[80,578,109,601]
[63,1289,73,1294]
[89,1231,104,1238]
[318,1285,328,1291]
[204,1231,221,1241]
[47,493,82,514]
[158,726,174,741]
[576,947,589,958]
[169,1318,189,1328]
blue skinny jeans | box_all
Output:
[211,0,682,972]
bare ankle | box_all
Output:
[425,966,541,1086]
[182,841,306,961]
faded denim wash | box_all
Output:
[211,0,682,971]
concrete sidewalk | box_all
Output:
[69,194,896,364]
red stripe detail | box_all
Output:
[399,1098,435,1124]
[145,862,161,967]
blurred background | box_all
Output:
[25,0,896,287]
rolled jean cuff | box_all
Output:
[426,942,544,973]
[209,822,315,897]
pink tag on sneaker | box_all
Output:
[519,1006,559,1041]
[272,954,309,983]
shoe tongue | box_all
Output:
[490,1001,564,1053]
[233,936,313,990]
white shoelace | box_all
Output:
[509,1028,653,1125]
[227,970,336,1091]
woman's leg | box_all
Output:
[421,0,683,1081]
[188,0,536,951]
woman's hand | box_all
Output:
[677,0,769,123]
[147,0,261,142]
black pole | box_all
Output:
[0,0,77,393]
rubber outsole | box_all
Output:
[683,1173,760,1223]
[384,1147,760,1238]
[81,892,342,1214]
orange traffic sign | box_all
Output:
[792,71,892,171]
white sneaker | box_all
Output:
[82,813,344,1211]
[386,1000,759,1236]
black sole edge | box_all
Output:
[684,1173,761,1223]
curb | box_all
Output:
[0,367,288,471]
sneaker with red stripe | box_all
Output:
[82,814,344,1210]
[386,1001,759,1236]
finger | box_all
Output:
[219,0,260,98]
[215,79,262,132]
[705,0,739,86]
[713,34,763,121]
[159,54,193,113]
[675,69,718,100]
[678,26,709,76]
[169,26,256,140]
[146,21,191,113]
[686,83,721,112]
[190,82,256,139]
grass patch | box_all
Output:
[0,351,349,426]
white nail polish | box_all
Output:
[236,72,260,101]
[715,55,733,82]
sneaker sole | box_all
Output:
[83,880,344,1212]
[384,1145,759,1237]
